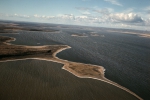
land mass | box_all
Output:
[71,33,88,37]
[0,23,58,33]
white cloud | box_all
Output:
[109,13,144,23]
[82,11,91,15]
[104,0,123,6]
[58,14,75,20]
[32,12,146,27]
[0,11,149,30]
[10,13,29,18]
[34,14,41,18]
[14,13,18,16]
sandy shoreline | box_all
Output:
[71,34,88,37]
[52,46,142,100]
[0,36,143,100]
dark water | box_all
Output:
[1,24,150,100]
[0,59,138,100]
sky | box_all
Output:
[0,0,150,30]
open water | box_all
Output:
[1,23,150,100]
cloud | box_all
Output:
[18,15,30,18]
[82,11,91,15]
[145,18,150,26]
[0,13,30,18]
[33,12,145,27]
[0,11,149,30]
[76,7,114,16]
[0,13,6,16]
[78,12,145,27]
[58,14,75,20]
[93,8,113,15]
[75,7,92,15]
[109,13,144,23]
[104,0,123,6]
[148,11,150,14]
[75,7,91,11]
[143,6,150,14]
[123,8,134,13]
[34,14,40,18]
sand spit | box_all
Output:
[53,46,143,100]
[90,33,99,36]
[107,30,138,34]
[139,34,150,38]
[107,30,150,39]
[0,36,143,100]
[71,34,88,37]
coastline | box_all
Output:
[0,36,143,100]
[53,46,142,100]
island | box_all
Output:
[71,33,88,37]
[0,22,58,33]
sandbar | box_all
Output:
[71,34,88,37]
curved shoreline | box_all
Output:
[0,36,143,100]
[53,46,143,100]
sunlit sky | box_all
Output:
[0,0,150,30]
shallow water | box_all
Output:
[0,59,138,100]
[1,24,150,100]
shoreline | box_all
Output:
[0,36,143,100]
[53,46,143,100]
